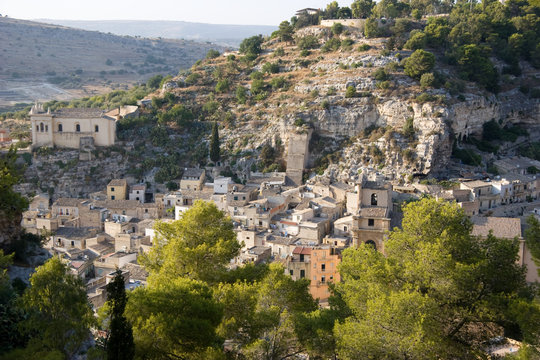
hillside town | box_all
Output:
[21,152,540,307]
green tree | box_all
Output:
[206,49,220,59]
[126,277,223,359]
[525,215,540,274]
[345,85,357,98]
[325,1,340,18]
[141,201,240,284]
[334,198,538,359]
[404,49,436,80]
[278,21,294,43]
[0,147,29,219]
[210,121,220,163]
[239,35,264,59]
[456,44,499,92]
[352,0,375,18]
[236,85,248,104]
[331,22,344,35]
[19,257,94,358]
[216,264,317,360]
[337,7,353,19]
[105,269,135,360]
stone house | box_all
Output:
[30,104,117,149]
[213,177,233,194]
[460,180,499,211]
[51,227,98,250]
[180,168,205,191]
[286,246,311,281]
[107,179,128,201]
[351,207,391,252]
[471,216,539,283]
[129,184,147,203]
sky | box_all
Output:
[1,0,336,26]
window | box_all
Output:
[95,125,99,132]
[371,193,378,206]
[122,210,126,215]
[234,196,238,200]
[300,254,305,262]
[290,270,294,276]
[145,209,148,213]
[344,226,348,232]
[321,263,326,272]
[111,195,115,200]
[71,241,74,246]
[136,197,140,201]
[368,219,375,227]
[300,269,305,278]
[75,124,80,132]
[111,187,115,192]
[366,240,377,250]
[321,276,326,283]
[58,123,63,132]
[40,122,44,132]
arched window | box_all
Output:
[365,240,377,250]
[95,125,99,132]
[371,193,378,206]
[40,123,44,132]
[58,124,63,132]
[75,124,80,132]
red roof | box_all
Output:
[293,246,311,255]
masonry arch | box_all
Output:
[40,122,44,132]
[58,123,63,132]
[365,240,377,250]
[75,123,81,132]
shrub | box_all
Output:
[402,117,415,139]
[357,43,372,51]
[404,30,427,50]
[341,38,355,50]
[321,100,330,110]
[296,35,319,50]
[345,86,357,98]
[250,71,263,80]
[420,72,436,88]
[404,49,435,80]
[332,22,344,35]
[185,73,200,86]
[206,49,220,59]
[294,118,306,127]
[270,76,287,90]
[300,49,311,57]
[274,47,285,57]
[236,86,247,104]
[321,38,341,53]
[327,87,337,96]
[373,68,389,81]
[415,93,437,103]
[251,79,266,95]
[262,62,280,74]
[215,79,230,93]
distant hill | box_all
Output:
[36,19,277,47]
[0,17,225,106]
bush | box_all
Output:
[321,100,330,110]
[402,117,415,139]
[250,71,263,80]
[251,79,266,95]
[215,79,230,93]
[404,30,427,50]
[452,147,482,166]
[420,72,436,88]
[296,35,319,50]
[236,86,248,104]
[185,73,200,86]
[357,43,372,51]
[341,38,355,50]
[262,62,280,74]
[239,35,264,57]
[373,68,389,81]
[345,86,357,98]
[300,49,310,57]
[270,76,287,90]
[332,22,344,35]
[327,87,337,95]
[206,49,220,59]
[404,49,435,80]
[274,47,285,57]
[415,93,437,103]
[321,38,342,53]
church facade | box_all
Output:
[30,104,117,149]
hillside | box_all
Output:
[36,19,277,47]
[0,17,224,107]
[12,0,540,200]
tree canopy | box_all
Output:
[333,198,539,359]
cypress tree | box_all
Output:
[106,269,135,360]
[210,121,220,163]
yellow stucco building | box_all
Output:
[30,103,117,149]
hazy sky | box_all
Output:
[2,0,336,26]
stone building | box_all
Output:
[30,103,117,149]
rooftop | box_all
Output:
[53,197,84,207]
[293,246,312,255]
[108,179,127,187]
[55,227,97,240]
[182,168,204,178]
[471,216,522,239]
